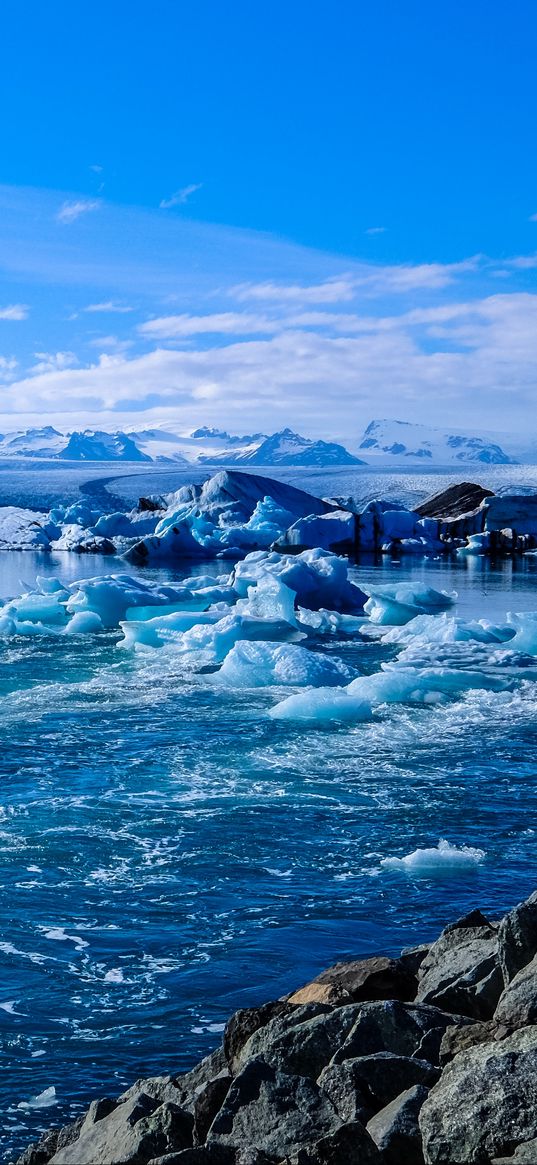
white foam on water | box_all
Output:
[40,927,89,950]
[0,1000,24,1015]
[103,968,124,983]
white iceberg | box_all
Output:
[213,641,355,688]
[232,548,366,613]
[362,582,456,626]
[381,838,486,873]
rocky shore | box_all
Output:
[15,888,537,1165]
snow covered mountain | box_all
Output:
[198,428,365,467]
[0,426,68,458]
[0,425,363,465]
[58,430,152,462]
[357,420,517,465]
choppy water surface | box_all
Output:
[1,466,537,1159]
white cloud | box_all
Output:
[504,254,537,270]
[0,356,18,378]
[231,277,357,304]
[87,335,134,353]
[365,226,387,235]
[4,292,537,435]
[231,260,481,305]
[0,304,29,320]
[31,351,78,374]
[83,301,133,313]
[529,213,537,222]
[56,199,101,224]
[160,183,203,209]
[139,312,278,338]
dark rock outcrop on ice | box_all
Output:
[17,887,537,1165]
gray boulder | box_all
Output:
[416,920,503,1020]
[232,1003,362,1079]
[280,1120,384,1163]
[419,1026,537,1163]
[330,1001,471,1067]
[224,1003,297,1070]
[439,1019,503,1066]
[287,956,417,1007]
[148,1148,236,1165]
[367,1084,429,1164]
[49,1093,194,1164]
[193,1073,232,1144]
[492,1141,537,1163]
[207,1058,340,1157]
[495,954,537,1027]
[16,1118,84,1165]
[319,1052,437,1113]
[497,891,537,984]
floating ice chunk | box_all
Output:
[178,611,305,663]
[457,533,491,556]
[66,575,205,628]
[272,663,511,723]
[349,664,510,702]
[382,612,515,648]
[0,611,19,637]
[63,611,103,635]
[35,576,70,597]
[119,610,224,650]
[279,510,355,552]
[213,641,355,688]
[232,548,366,613]
[0,507,60,550]
[297,607,367,635]
[50,524,116,554]
[18,1086,57,1110]
[270,686,372,722]
[362,582,455,625]
[236,575,298,625]
[381,838,486,873]
[506,612,537,654]
[3,592,67,626]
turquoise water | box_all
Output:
[1,468,537,1159]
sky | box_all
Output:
[0,0,536,440]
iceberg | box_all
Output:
[362,582,455,625]
[269,686,372,723]
[64,611,104,635]
[505,611,537,654]
[176,611,305,664]
[381,838,486,873]
[232,548,366,613]
[270,664,512,722]
[213,641,355,688]
[119,610,225,650]
[65,575,214,627]
[382,612,515,648]
[0,507,60,550]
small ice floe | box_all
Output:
[18,1085,57,1110]
[381,838,486,874]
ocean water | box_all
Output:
[1,465,537,1159]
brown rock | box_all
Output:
[287,957,417,1007]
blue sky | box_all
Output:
[0,0,536,438]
